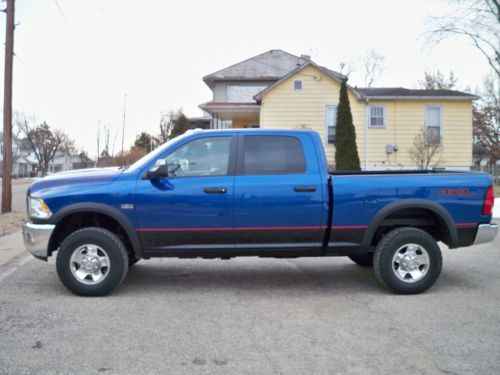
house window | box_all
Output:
[425,106,442,145]
[325,105,337,145]
[367,106,386,128]
[293,80,303,90]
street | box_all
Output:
[0,232,499,374]
[0,180,30,212]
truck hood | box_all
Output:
[29,167,123,195]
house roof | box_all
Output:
[354,87,479,100]
[253,61,347,102]
[203,50,311,89]
[202,49,479,103]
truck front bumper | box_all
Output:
[22,222,55,261]
[473,223,498,246]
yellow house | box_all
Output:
[200,50,478,170]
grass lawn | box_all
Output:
[0,211,25,236]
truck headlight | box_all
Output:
[29,197,52,219]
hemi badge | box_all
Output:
[121,204,134,210]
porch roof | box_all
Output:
[199,102,260,121]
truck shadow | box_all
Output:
[117,259,388,296]
[112,257,480,297]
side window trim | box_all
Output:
[366,105,386,128]
[235,134,307,176]
[425,105,443,145]
[325,105,337,146]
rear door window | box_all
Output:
[240,136,306,175]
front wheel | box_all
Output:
[56,227,129,296]
[373,227,442,294]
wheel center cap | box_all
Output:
[83,256,100,271]
[401,254,419,271]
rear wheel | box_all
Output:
[349,253,373,267]
[56,227,129,296]
[373,227,442,294]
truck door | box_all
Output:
[233,134,325,254]
[134,135,236,255]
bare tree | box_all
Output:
[338,61,355,77]
[96,122,101,167]
[473,73,500,161]
[157,111,174,144]
[155,109,189,144]
[418,70,458,90]
[102,124,111,156]
[426,0,500,79]
[361,49,386,87]
[408,127,443,170]
[18,116,73,176]
[76,150,93,169]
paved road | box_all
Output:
[0,232,499,375]
[0,181,30,212]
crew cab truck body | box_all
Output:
[23,129,498,296]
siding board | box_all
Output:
[260,66,472,169]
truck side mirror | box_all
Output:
[147,160,169,179]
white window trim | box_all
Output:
[366,105,386,128]
[425,105,443,146]
[293,79,303,91]
[325,105,337,146]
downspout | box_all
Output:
[364,98,369,170]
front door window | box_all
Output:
[165,137,232,177]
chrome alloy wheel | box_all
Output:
[70,244,110,285]
[391,243,430,283]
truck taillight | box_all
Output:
[482,186,494,216]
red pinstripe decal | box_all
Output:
[137,227,232,232]
[137,223,478,232]
[136,225,368,232]
[332,225,368,229]
[455,223,478,227]
[236,226,325,231]
[137,225,328,232]
[41,177,113,186]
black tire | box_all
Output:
[349,253,373,267]
[373,227,442,294]
[56,227,129,296]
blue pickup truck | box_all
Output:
[23,129,497,296]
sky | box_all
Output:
[0,0,493,157]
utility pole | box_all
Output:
[2,0,15,214]
[121,93,127,156]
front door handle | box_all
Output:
[293,186,317,192]
[204,187,227,194]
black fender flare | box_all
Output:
[362,199,459,249]
[48,203,144,258]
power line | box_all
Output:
[53,0,69,26]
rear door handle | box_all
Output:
[204,187,227,194]
[293,186,317,192]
